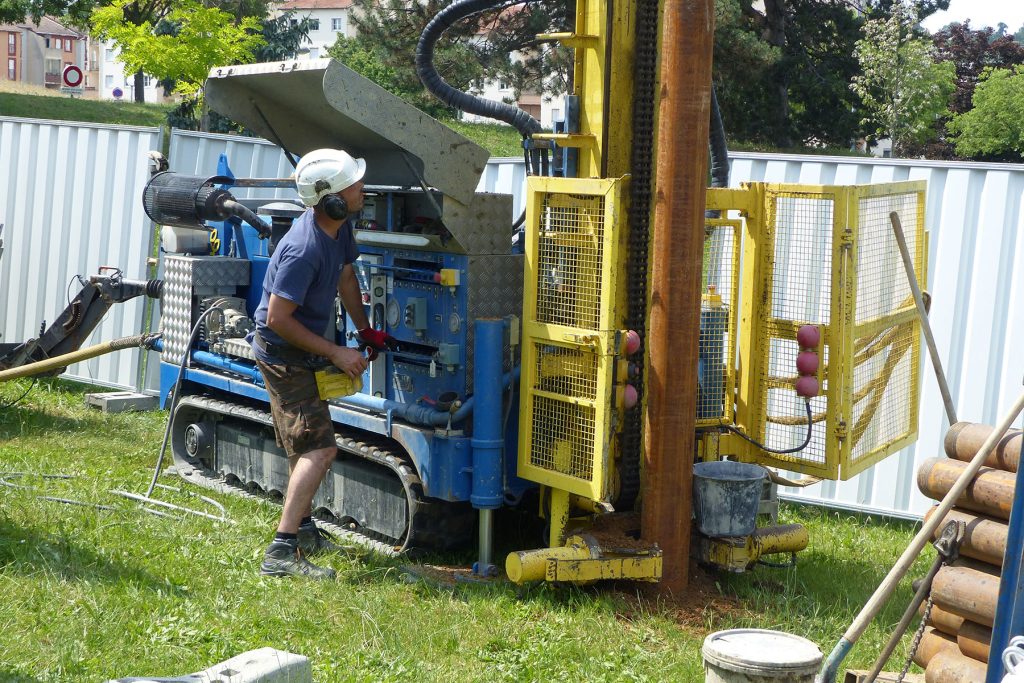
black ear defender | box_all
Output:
[314,179,348,220]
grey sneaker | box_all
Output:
[260,541,336,580]
[298,521,351,556]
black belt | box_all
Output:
[253,331,321,366]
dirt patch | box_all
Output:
[401,562,493,588]
[611,561,745,633]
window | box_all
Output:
[45,57,60,75]
[44,37,50,48]
[8,34,15,56]
[331,17,344,31]
[143,75,152,87]
[309,19,319,30]
[8,58,15,80]
[104,74,113,88]
[64,38,72,52]
[105,48,114,61]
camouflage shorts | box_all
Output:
[255,359,336,459]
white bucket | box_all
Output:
[702,629,822,683]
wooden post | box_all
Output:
[642,0,715,593]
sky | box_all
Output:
[921,0,1024,33]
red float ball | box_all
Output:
[625,330,641,355]
[797,325,821,349]
[795,375,820,398]
[796,351,819,375]
[624,384,638,409]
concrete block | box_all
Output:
[108,647,311,683]
[85,391,160,413]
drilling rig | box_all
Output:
[1,0,929,589]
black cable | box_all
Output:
[0,379,36,409]
[146,305,223,498]
[415,0,543,138]
[66,274,87,305]
[725,399,814,455]
[757,552,798,569]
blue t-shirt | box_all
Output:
[250,208,360,364]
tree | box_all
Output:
[330,0,572,120]
[91,0,263,102]
[851,2,955,156]
[253,11,314,63]
[947,66,1024,159]
[0,0,95,25]
[933,21,1024,115]
[714,0,948,149]
[329,0,487,119]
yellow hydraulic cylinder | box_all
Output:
[507,538,591,583]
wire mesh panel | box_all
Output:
[742,191,840,477]
[534,194,606,331]
[769,193,834,324]
[726,181,926,480]
[518,176,628,501]
[697,220,741,425]
[843,186,924,476]
[761,333,830,468]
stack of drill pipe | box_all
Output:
[912,422,1021,679]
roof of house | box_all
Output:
[18,16,83,38]
[277,0,353,10]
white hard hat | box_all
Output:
[294,148,366,207]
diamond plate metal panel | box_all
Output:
[466,254,524,388]
[161,256,250,362]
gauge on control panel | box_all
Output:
[448,312,461,334]
[386,299,401,328]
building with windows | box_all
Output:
[0,18,85,92]
[274,0,355,59]
[97,42,168,102]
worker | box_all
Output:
[248,148,394,579]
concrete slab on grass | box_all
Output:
[108,647,311,683]
[85,391,159,413]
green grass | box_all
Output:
[446,120,525,157]
[0,91,172,128]
[0,378,934,682]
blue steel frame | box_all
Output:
[986,459,1024,682]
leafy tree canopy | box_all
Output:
[947,66,1024,159]
[329,0,485,119]
[851,1,955,155]
[933,20,1024,114]
[91,0,264,97]
[331,0,572,120]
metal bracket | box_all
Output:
[933,519,966,564]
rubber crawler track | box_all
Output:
[170,394,455,556]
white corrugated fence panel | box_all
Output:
[0,116,162,390]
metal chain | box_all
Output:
[896,580,937,682]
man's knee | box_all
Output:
[305,446,336,472]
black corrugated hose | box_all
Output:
[415,0,543,141]
[709,86,729,189]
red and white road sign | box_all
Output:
[62,65,83,88]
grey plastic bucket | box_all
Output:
[693,461,766,537]
[703,629,822,682]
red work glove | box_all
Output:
[358,327,397,361]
